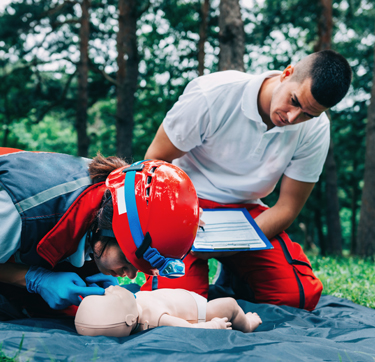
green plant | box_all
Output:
[0,335,26,362]
[310,254,375,309]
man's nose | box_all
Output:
[287,108,302,123]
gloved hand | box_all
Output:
[85,273,119,289]
[25,266,105,310]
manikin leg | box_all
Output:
[206,298,262,333]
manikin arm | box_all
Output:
[159,314,232,330]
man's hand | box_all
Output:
[192,207,238,260]
[199,207,205,228]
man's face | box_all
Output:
[269,74,328,128]
[93,242,138,279]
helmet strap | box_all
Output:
[123,161,185,278]
[98,229,116,238]
[135,232,152,259]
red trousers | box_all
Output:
[141,199,323,311]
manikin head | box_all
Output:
[75,286,139,337]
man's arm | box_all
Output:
[192,175,314,260]
[145,123,186,162]
[254,175,315,239]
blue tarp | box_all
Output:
[1,295,375,361]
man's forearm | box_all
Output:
[255,176,314,240]
[0,262,28,287]
[254,205,297,240]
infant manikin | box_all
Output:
[75,286,262,337]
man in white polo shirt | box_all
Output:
[143,50,352,311]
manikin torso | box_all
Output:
[134,289,200,331]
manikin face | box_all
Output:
[93,242,138,279]
[269,67,328,128]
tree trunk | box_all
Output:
[2,125,10,147]
[313,0,333,53]
[314,0,342,255]
[325,136,343,255]
[3,97,11,147]
[357,43,375,258]
[198,0,210,76]
[218,0,244,72]
[116,0,139,159]
[314,181,327,256]
[350,167,359,255]
[76,0,91,157]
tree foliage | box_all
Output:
[0,0,374,254]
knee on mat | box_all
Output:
[303,277,323,311]
[254,275,323,311]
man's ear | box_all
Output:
[280,65,294,82]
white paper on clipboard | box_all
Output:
[192,209,272,252]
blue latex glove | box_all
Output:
[85,273,119,289]
[25,266,105,310]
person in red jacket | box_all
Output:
[0,149,199,319]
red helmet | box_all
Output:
[105,160,199,277]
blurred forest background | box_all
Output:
[1,0,375,258]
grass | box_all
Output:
[309,254,375,309]
[0,336,25,362]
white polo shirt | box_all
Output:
[163,70,330,204]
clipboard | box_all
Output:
[192,208,273,252]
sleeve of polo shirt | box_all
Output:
[163,80,211,152]
[284,113,330,183]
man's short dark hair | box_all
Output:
[293,50,352,108]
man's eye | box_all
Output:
[291,98,299,107]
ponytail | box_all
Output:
[88,153,128,184]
